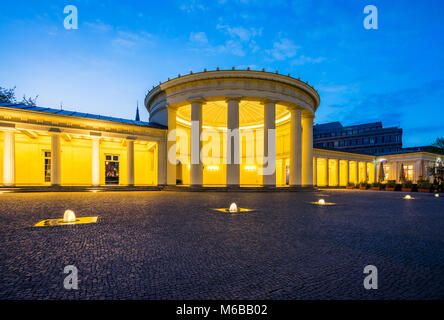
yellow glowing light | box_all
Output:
[244,165,257,171]
[34,216,98,227]
[435,193,440,198]
[318,199,326,205]
[206,165,220,171]
[176,112,290,131]
[404,195,412,200]
[63,210,76,223]
[229,203,238,213]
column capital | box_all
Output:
[90,132,102,140]
[225,96,242,103]
[301,113,315,119]
[48,127,62,134]
[188,97,205,105]
[166,104,179,112]
[0,122,16,132]
[259,98,279,105]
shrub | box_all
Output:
[402,181,413,188]
[386,180,396,188]
[371,182,380,187]
[359,182,368,188]
[347,182,355,187]
[417,178,432,189]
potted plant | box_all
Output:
[386,180,396,191]
[346,182,355,189]
[359,182,368,190]
[417,178,432,193]
[371,182,381,190]
[401,181,413,192]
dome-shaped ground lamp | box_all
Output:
[34,209,98,227]
[213,202,255,213]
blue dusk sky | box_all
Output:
[0,0,443,146]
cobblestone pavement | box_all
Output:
[0,190,443,299]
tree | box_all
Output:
[0,86,16,103]
[0,86,38,106]
[432,137,444,149]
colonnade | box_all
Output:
[166,99,314,187]
[312,157,374,186]
[2,129,146,187]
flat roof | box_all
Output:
[0,103,166,129]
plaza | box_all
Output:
[0,189,442,299]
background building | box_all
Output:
[313,121,402,154]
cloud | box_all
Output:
[112,31,155,49]
[321,81,444,125]
[84,20,113,33]
[266,38,300,61]
[216,25,262,42]
[180,0,207,12]
[292,55,326,65]
[189,32,208,44]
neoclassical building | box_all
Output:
[0,69,442,188]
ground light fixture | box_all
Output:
[34,209,98,227]
[404,195,413,200]
[435,193,440,198]
[63,209,76,223]
[309,198,336,205]
[213,202,254,213]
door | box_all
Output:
[105,155,119,185]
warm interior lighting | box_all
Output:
[404,195,412,200]
[63,210,76,223]
[229,202,238,213]
[206,165,220,171]
[244,165,257,171]
[176,113,290,131]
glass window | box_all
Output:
[44,151,51,182]
[106,155,111,160]
[113,156,119,161]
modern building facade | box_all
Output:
[314,121,402,154]
[0,69,442,188]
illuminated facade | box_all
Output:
[0,70,442,188]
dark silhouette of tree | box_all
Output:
[0,86,39,106]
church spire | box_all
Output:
[135,100,140,121]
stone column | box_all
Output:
[344,160,349,186]
[335,159,340,186]
[313,157,317,186]
[157,140,167,186]
[91,137,101,186]
[289,108,302,186]
[325,158,329,186]
[263,100,276,186]
[364,162,368,182]
[226,97,240,186]
[355,161,359,184]
[167,107,177,186]
[301,114,314,186]
[50,132,62,186]
[2,129,15,186]
[127,139,135,186]
[190,100,203,186]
